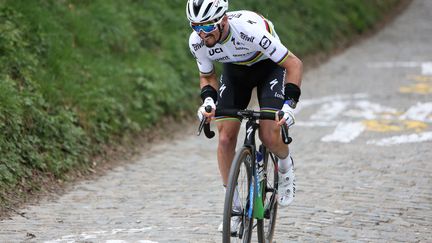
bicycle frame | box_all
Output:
[241,118,267,220]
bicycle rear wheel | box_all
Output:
[223,147,254,243]
[257,146,279,243]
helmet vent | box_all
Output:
[193,6,200,16]
[202,2,213,19]
[215,6,223,15]
[201,16,211,22]
[193,0,204,16]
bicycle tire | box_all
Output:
[257,147,279,243]
[223,146,254,243]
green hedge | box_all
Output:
[0,0,402,205]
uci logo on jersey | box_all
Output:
[209,48,223,56]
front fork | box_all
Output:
[253,151,265,220]
[245,153,266,220]
[246,152,266,220]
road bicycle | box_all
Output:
[198,107,291,243]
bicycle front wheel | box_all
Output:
[257,147,279,243]
[223,147,254,243]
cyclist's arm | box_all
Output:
[199,70,219,91]
[197,71,218,120]
[276,52,302,126]
[279,52,303,87]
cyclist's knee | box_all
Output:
[218,131,237,148]
[217,121,240,148]
[259,127,281,149]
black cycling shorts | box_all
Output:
[216,58,285,121]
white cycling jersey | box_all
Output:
[188,10,291,74]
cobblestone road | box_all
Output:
[1,0,431,242]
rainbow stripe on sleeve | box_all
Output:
[277,51,291,65]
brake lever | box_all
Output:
[197,105,216,139]
[197,117,206,136]
[277,111,292,144]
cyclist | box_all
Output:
[187,0,303,231]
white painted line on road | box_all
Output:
[310,101,349,121]
[298,93,368,111]
[80,233,97,240]
[367,132,432,146]
[111,227,153,234]
[422,62,432,75]
[344,100,398,120]
[321,122,366,143]
[295,94,430,145]
[399,102,432,122]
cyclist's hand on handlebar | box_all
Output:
[197,97,216,123]
[276,100,296,127]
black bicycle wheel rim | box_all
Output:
[257,149,278,243]
[223,147,254,243]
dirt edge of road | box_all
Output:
[0,0,413,220]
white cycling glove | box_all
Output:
[281,100,296,127]
[197,97,216,121]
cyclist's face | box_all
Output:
[198,28,220,47]
[192,17,226,47]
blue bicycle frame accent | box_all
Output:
[252,168,261,216]
[248,180,254,218]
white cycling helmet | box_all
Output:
[186,0,228,23]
